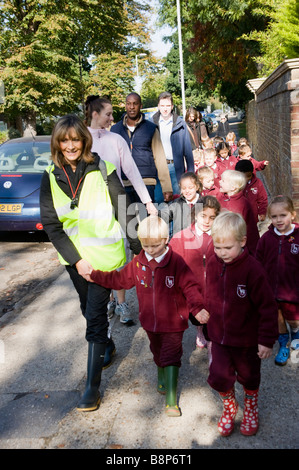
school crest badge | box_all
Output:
[165,276,174,288]
[237,284,247,298]
[291,244,299,255]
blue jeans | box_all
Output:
[154,163,180,204]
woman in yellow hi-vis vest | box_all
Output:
[40,115,141,412]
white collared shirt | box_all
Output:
[145,246,169,263]
[195,225,211,237]
[274,224,295,236]
[159,115,173,161]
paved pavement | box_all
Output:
[0,268,298,451]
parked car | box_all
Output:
[212,109,223,118]
[0,136,51,231]
[206,113,219,130]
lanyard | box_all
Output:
[62,166,83,209]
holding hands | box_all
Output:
[76,259,94,282]
[257,344,272,359]
[194,308,210,324]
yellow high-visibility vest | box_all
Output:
[47,161,126,271]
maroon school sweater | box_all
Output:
[243,174,268,222]
[215,155,237,177]
[236,156,267,174]
[170,223,214,293]
[218,191,260,255]
[90,246,205,333]
[205,248,278,348]
[201,185,221,200]
[256,223,299,303]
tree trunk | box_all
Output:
[23,112,37,137]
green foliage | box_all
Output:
[0,0,149,131]
[141,68,169,108]
[163,34,210,110]
[156,0,276,108]
[87,52,136,115]
[250,0,299,76]
[0,130,8,144]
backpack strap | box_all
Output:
[98,158,108,186]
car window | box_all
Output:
[0,141,51,173]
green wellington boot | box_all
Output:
[77,342,106,412]
[164,366,181,417]
[157,367,166,394]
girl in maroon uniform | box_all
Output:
[256,195,299,365]
[170,196,221,349]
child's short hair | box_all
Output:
[237,137,249,147]
[235,160,254,173]
[211,211,247,242]
[202,138,213,148]
[197,165,214,181]
[193,148,204,161]
[226,132,236,142]
[238,144,252,156]
[138,216,169,240]
[222,169,247,192]
[204,148,216,159]
[195,195,221,217]
[267,195,296,218]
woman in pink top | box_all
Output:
[85,95,156,216]
[84,95,157,345]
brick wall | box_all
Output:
[246,59,299,213]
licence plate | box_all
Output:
[0,203,23,214]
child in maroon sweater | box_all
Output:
[170,195,221,349]
[235,159,268,223]
[218,169,260,254]
[197,166,221,200]
[206,212,278,437]
[256,195,299,366]
[203,148,221,188]
[85,216,209,417]
[236,144,269,174]
[215,141,236,177]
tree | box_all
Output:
[0,0,149,134]
[87,52,136,117]
[246,0,299,76]
[163,34,210,111]
[156,0,275,108]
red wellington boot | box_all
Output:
[240,388,259,436]
[218,388,238,436]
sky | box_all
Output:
[149,24,173,58]
[148,0,174,58]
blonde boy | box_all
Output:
[205,211,278,437]
[87,216,209,417]
[218,170,259,254]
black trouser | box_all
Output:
[65,265,111,344]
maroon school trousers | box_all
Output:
[145,330,184,368]
[207,342,261,393]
